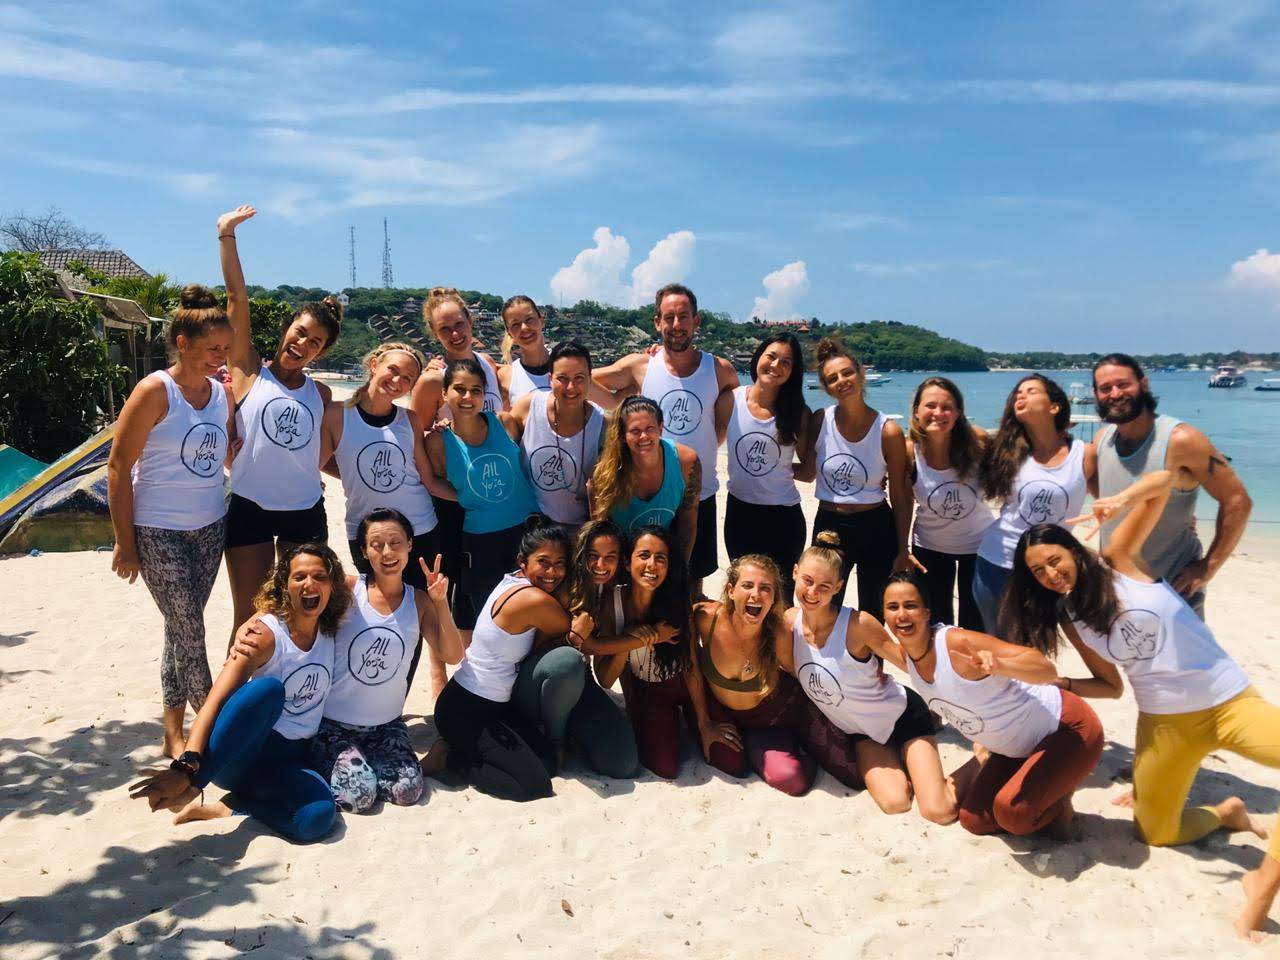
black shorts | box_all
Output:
[886,687,938,747]
[225,493,328,550]
[690,495,719,581]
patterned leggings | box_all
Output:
[310,717,425,812]
[135,519,225,710]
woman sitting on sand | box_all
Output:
[1005,469,1280,939]
[878,571,1103,839]
[782,532,955,822]
[129,544,352,844]
[690,554,864,796]
[107,285,235,758]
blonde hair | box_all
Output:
[798,529,844,577]
[590,396,662,522]
[719,554,784,692]
[345,342,425,409]
[423,286,471,337]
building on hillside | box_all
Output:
[751,317,811,333]
[39,249,152,286]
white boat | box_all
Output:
[1068,382,1094,406]
[1208,365,1247,388]
[1256,378,1280,393]
[864,367,892,386]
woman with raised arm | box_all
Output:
[805,338,911,615]
[129,543,353,843]
[588,395,700,568]
[218,205,342,642]
[724,332,814,599]
[107,286,236,757]
[497,295,551,403]
[1006,471,1280,939]
[425,358,539,637]
[879,571,1103,839]
[423,518,574,801]
[903,377,993,631]
[784,533,955,822]
[691,554,864,795]
[972,374,1096,634]
[511,341,605,531]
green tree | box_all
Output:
[247,297,295,359]
[0,252,124,460]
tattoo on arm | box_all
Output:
[1209,453,1231,475]
[681,458,702,511]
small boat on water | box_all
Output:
[865,367,892,386]
[1208,365,1248,389]
[1256,378,1280,392]
[1068,382,1094,406]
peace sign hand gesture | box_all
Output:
[420,554,449,605]
[1067,493,1128,540]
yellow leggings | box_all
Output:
[1134,687,1280,859]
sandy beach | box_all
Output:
[3,444,1280,959]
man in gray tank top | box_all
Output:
[1092,353,1252,618]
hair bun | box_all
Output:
[180,284,218,310]
[523,512,556,533]
[321,294,344,323]
[814,530,842,548]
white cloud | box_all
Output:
[550,228,698,308]
[1228,249,1280,302]
[712,8,846,68]
[853,261,941,277]
[35,154,221,198]
[751,261,809,320]
[824,212,907,231]
[0,37,186,91]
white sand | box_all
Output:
[3,448,1280,958]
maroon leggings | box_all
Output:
[621,671,695,780]
[959,689,1104,836]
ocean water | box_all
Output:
[797,369,1280,526]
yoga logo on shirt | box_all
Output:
[470,454,514,503]
[1016,480,1069,525]
[629,507,675,532]
[821,454,869,496]
[261,397,315,450]
[798,662,844,707]
[529,445,578,492]
[357,441,406,493]
[1106,608,1163,662]
[180,423,228,479]
[659,389,703,436]
[735,432,782,477]
[927,481,978,521]
[483,392,499,413]
[282,662,331,714]
[347,626,406,685]
[927,697,985,738]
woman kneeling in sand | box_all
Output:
[129,544,352,843]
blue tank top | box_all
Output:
[442,411,539,534]
[610,438,687,536]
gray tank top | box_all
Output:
[1097,415,1201,581]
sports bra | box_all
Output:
[697,610,765,693]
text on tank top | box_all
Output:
[131,371,229,530]
[726,385,800,506]
[791,606,908,742]
[814,408,888,505]
[609,438,686,536]
[251,612,334,740]
[230,365,325,511]
[1068,570,1249,715]
[910,446,994,555]
[904,624,1061,758]
[977,439,1087,569]
[508,358,550,403]
[640,349,721,498]
[452,574,538,702]
[325,576,422,726]
[520,393,604,525]
[335,404,438,538]
[1097,417,1202,582]
[441,411,540,534]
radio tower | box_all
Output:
[348,226,357,288]
[381,217,394,288]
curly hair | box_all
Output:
[980,374,1071,502]
[591,395,663,523]
[718,553,784,692]
[568,519,625,618]
[253,542,352,638]
[909,376,985,482]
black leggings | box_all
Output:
[912,545,982,631]
[433,678,552,802]
[459,524,525,630]
[811,502,897,616]
[724,495,807,601]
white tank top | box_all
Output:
[791,607,907,743]
[325,576,422,726]
[334,404,438,538]
[508,358,550,403]
[977,439,1087,569]
[640,349,721,499]
[910,447,994,555]
[520,392,604,525]
[453,573,538,702]
[814,408,888,505]
[726,385,800,506]
[251,613,334,740]
[905,625,1062,758]
[230,365,326,511]
[614,587,666,683]
[1070,571,1249,715]
[131,371,229,530]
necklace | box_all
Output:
[549,395,589,505]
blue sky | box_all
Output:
[4,1,1280,352]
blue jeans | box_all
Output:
[194,677,337,843]
[971,557,1012,637]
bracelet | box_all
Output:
[218,233,235,240]
[1065,677,1073,692]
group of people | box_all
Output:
[111,205,1279,939]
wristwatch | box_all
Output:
[170,751,202,778]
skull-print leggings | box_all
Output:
[310,717,424,812]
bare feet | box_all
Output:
[1218,796,1269,841]
[420,740,449,777]
[1111,788,1134,809]
[1045,796,1076,841]
[173,796,233,825]
[1235,869,1276,942]
[162,732,186,761]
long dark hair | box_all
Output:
[568,518,624,618]
[749,332,806,446]
[882,569,933,618]
[517,513,572,564]
[1004,523,1118,655]
[980,374,1070,502]
[909,376,985,482]
[628,524,692,680]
